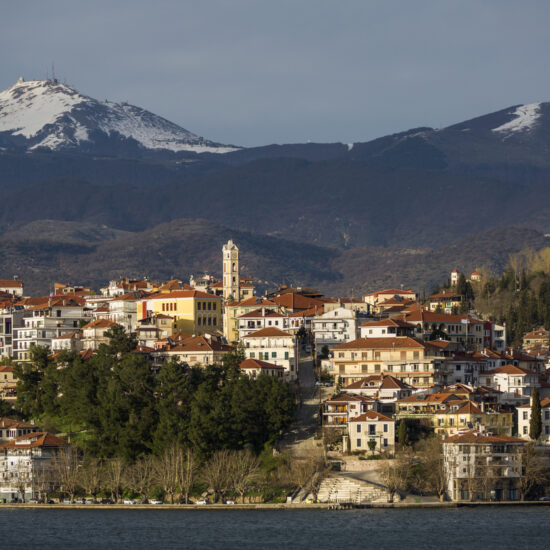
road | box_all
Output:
[278,355,329,457]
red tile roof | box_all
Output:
[0,279,23,288]
[148,290,219,300]
[359,318,414,328]
[0,432,69,449]
[82,319,119,330]
[333,336,425,350]
[443,430,525,444]
[238,309,284,319]
[239,358,285,371]
[349,411,394,422]
[484,364,536,376]
[243,327,293,338]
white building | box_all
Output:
[347,411,395,455]
[237,308,288,339]
[81,319,119,351]
[243,327,296,379]
[517,398,550,444]
[222,240,240,302]
[359,318,415,339]
[481,365,539,404]
[443,430,525,501]
[12,300,89,362]
[312,307,367,347]
[0,432,69,503]
[0,279,23,297]
[239,358,285,379]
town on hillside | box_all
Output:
[1,241,550,506]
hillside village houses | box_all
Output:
[1,253,550,502]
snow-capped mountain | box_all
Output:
[0,78,240,155]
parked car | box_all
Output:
[123,499,136,505]
[28,499,40,504]
[149,499,163,505]
[100,498,114,505]
[539,496,550,501]
[196,499,208,505]
[62,499,72,504]
[85,498,94,504]
[224,500,236,505]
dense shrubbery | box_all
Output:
[12,327,296,462]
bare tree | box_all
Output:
[126,455,155,503]
[416,437,447,501]
[104,458,125,503]
[177,448,198,504]
[520,444,548,501]
[78,456,103,503]
[153,444,181,504]
[53,448,81,502]
[33,460,56,502]
[381,450,413,502]
[202,449,232,503]
[229,450,260,503]
[287,450,329,502]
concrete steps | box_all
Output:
[316,475,398,504]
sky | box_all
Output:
[2,0,550,147]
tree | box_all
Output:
[397,421,409,449]
[77,456,103,502]
[104,458,125,502]
[178,447,198,504]
[153,443,183,504]
[126,455,155,502]
[529,388,542,441]
[202,449,232,503]
[520,443,548,501]
[53,448,81,502]
[229,449,260,503]
[367,439,377,456]
[381,451,413,502]
[416,436,447,501]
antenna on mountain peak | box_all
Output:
[51,62,58,84]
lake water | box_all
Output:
[0,507,547,549]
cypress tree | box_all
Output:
[397,420,409,449]
[529,387,542,441]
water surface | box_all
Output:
[0,507,546,549]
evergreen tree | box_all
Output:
[397,421,409,449]
[529,387,542,441]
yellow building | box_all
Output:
[138,291,222,335]
[433,401,514,437]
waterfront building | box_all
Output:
[443,430,525,502]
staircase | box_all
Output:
[316,474,398,504]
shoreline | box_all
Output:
[1,501,549,511]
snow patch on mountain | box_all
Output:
[492,103,541,135]
[0,78,240,154]
[0,79,82,138]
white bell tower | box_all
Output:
[222,239,240,302]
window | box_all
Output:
[374,364,381,373]
[338,352,344,358]
[545,410,549,420]
[523,411,528,420]
[272,352,276,358]
[250,352,255,358]
[197,302,201,310]
[383,438,388,447]
[523,426,528,435]
[368,425,375,435]
[284,352,289,360]
[400,351,406,360]
[361,365,368,373]
[357,439,362,448]
[413,351,419,359]
[383,424,388,433]
[356,424,361,433]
